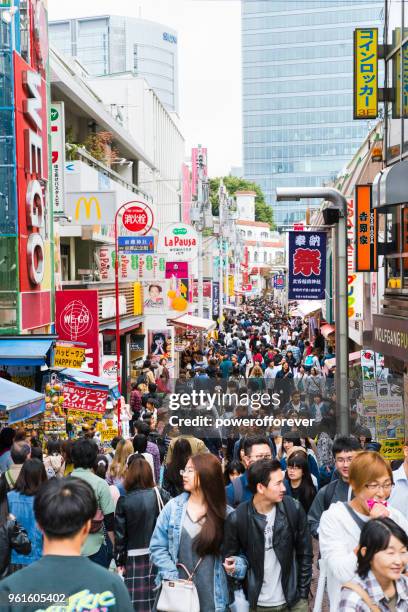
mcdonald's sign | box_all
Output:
[66,191,117,225]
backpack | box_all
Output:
[137,372,149,386]
[304,355,314,367]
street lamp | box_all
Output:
[276,187,349,435]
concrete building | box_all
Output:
[49,15,179,112]
[241,0,383,228]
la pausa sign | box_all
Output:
[159,224,198,261]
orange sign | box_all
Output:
[355,184,377,272]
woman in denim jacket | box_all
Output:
[7,459,46,572]
[150,453,246,612]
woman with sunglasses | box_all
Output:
[114,454,170,611]
[150,454,231,612]
[316,451,408,611]
[339,517,408,611]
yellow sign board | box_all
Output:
[134,282,143,315]
[53,346,85,369]
[379,439,404,461]
[101,427,119,441]
[66,409,103,420]
[354,28,378,119]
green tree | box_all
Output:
[209,176,274,228]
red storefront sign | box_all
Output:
[193,280,212,298]
[63,383,108,413]
[242,284,253,292]
[55,290,100,376]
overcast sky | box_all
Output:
[48,0,242,177]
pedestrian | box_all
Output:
[0,477,134,611]
[274,361,294,407]
[286,451,316,513]
[223,460,245,486]
[0,502,31,578]
[7,458,46,572]
[114,455,170,611]
[226,436,273,507]
[0,428,15,474]
[390,440,408,519]
[132,434,156,481]
[318,451,408,610]
[162,438,192,498]
[305,367,325,405]
[107,439,133,491]
[0,442,31,498]
[165,425,209,465]
[339,517,408,611]
[309,393,329,425]
[43,439,65,479]
[133,421,161,482]
[223,458,313,612]
[61,439,74,476]
[70,438,115,568]
[150,454,230,612]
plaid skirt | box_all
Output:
[125,553,157,612]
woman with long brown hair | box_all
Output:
[149,453,230,611]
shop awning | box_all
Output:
[0,336,55,366]
[289,301,324,318]
[168,314,216,332]
[55,368,121,399]
[100,316,143,335]
[324,351,361,369]
[321,324,335,338]
[0,378,45,424]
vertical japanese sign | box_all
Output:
[395,42,408,118]
[274,275,285,290]
[55,290,100,376]
[288,232,326,300]
[354,28,378,119]
[191,147,207,196]
[355,184,377,272]
[212,281,220,317]
[347,198,364,320]
[50,102,65,215]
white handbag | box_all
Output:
[156,560,202,612]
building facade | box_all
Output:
[49,15,179,113]
[242,0,383,228]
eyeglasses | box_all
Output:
[180,468,195,476]
[336,457,355,465]
[365,482,394,492]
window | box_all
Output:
[254,252,258,263]
[247,230,253,237]
[264,252,267,263]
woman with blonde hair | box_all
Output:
[107,439,133,492]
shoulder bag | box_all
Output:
[156,558,202,612]
[342,582,381,612]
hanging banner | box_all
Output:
[50,102,65,216]
[63,383,108,414]
[101,355,122,380]
[274,275,285,290]
[212,281,220,317]
[347,198,364,320]
[353,28,378,119]
[355,184,377,272]
[165,262,189,278]
[96,247,166,282]
[288,231,326,300]
[53,345,85,369]
[55,290,100,376]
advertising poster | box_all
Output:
[55,290,100,376]
[376,414,405,439]
[63,383,108,414]
[101,355,122,381]
[146,328,174,365]
[361,350,376,380]
[142,281,168,314]
[288,231,326,300]
[158,223,198,275]
[165,262,189,279]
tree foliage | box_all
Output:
[209,176,274,228]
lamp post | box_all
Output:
[114,200,154,431]
[276,187,349,435]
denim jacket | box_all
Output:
[7,491,43,565]
[149,492,246,612]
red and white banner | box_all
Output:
[55,290,100,376]
[63,383,108,414]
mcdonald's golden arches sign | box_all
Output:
[65,191,117,225]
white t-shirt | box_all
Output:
[257,507,286,607]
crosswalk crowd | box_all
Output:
[0,298,407,611]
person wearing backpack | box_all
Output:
[223,458,313,612]
[226,436,273,508]
[307,436,361,539]
[43,439,64,479]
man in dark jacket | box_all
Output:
[223,459,312,611]
[307,435,360,538]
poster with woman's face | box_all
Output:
[142,281,168,314]
[147,328,174,365]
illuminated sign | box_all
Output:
[354,28,378,119]
[355,184,377,272]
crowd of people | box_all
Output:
[0,298,406,611]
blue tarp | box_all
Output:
[0,378,45,424]
[56,368,121,399]
[0,338,54,366]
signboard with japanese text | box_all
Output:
[53,345,85,369]
[118,236,154,254]
[354,28,378,119]
[158,223,198,262]
[55,290,100,376]
[355,185,377,272]
[288,232,326,300]
[395,41,408,119]
[165,262,189,279]
[379,439,404,461]
[274,275,285,290]
[63,383,108,414]
[212,281,220,317]
[347,198,364,320]
[96,247,166,282]
[50,102,65,216]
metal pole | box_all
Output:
[218,186,224,332]
[197,230,204,318]
[114,212,122,433]
[276,186,349,435]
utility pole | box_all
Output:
[195,148,205,318]
[218,181,225,332]
[276,187,349,435]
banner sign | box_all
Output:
[158,223,198,262]
[50,102,65,215]
[379,439,404,461]
[55,290,100,376]
[165,262,189,279]
[101,355,122,380]
[355,185,377,272]
[347,198,364,320]
[288,231,326,300]
[118,236,154,254]
[63,383,108,414]
[354,28,378,119]
[53,345,85,369]
[212,281,220,317]
[97,247,166,282]
[274,275,285,290]
[193,280,212,298]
